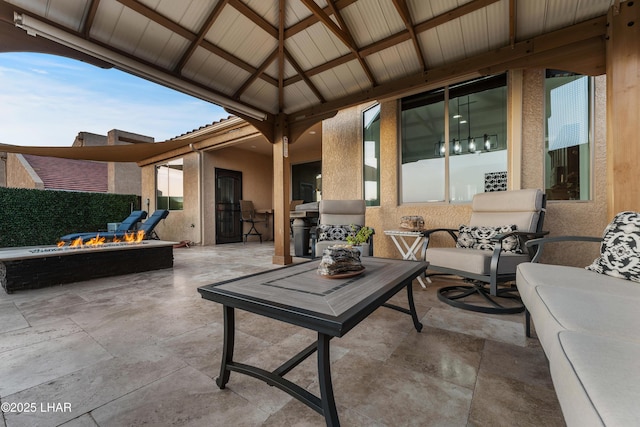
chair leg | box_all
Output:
[244,222,263,243]
[525,309,532,338]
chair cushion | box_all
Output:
[426,247,528,275]
[316,224,360,242]
[469,188,543,233]
[456,224,522,253]
[319,200,366,226]
[586,211,640,282]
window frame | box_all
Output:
[156,157,184,211]
[363,103,381,207]
[399,74,508,204]
[543,71,595,202]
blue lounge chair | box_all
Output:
[59,210,148,244]
[73,209,169,243]
[110,209,169,241]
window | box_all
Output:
[156,158,183,210]
[363,104,380,206]
[545,70,592,200]
[401,74,508,203]
[292,161,321,203]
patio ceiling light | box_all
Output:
[13,13,267,121]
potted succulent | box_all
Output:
[346,224,374,253]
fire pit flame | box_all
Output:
[57,230,147,248]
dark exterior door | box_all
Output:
[215,168,242,244]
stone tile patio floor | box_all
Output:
[0,243,564,427]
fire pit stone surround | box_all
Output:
[0,240,175,293]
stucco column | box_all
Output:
[606,1,640,216]
[272,115,292,265]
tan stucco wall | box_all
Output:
[141,146,274,245]
[106,130,147,196]
[520,70,608,266]
[6,153,43,189]
[0,153,6,187]
[203,147,273,244]
[321,70,609,267]
[141,152,201,243]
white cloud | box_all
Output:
[0,53,229,146]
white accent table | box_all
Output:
[383,230,429,288]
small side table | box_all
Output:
[384,230,430,288]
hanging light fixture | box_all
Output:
[468,138,476,153]
[484,134,491,151]
[453,138,462,154]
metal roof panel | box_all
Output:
[341,0,405,47]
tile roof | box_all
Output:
[23,154,108,192]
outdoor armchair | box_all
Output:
[422,188,547,314]
[311,199,374,258]
[240,200,267,243]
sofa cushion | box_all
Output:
[316,224,360,242]
[517,263,640,306]
[586,211,640,282]
[553,331,640,427]
[456,224,522,253]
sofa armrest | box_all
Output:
[525,235,602,263]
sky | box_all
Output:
[0,52,228,147]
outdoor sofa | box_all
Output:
[516,212,640,426]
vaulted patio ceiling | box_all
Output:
[0,0,613,144]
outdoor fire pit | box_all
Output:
[0,240,175,293]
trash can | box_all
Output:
[292,218,310,257]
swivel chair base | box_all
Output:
[437,280,525,315]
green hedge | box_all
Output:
[0,188,140,247]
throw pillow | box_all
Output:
[586,211,640,282]
[456,224,522,253]
[316,224,361,242]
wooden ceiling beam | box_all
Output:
[116,0,277,87]
[229,0,278,39]
[116,0,194,41]
[326,0,376,86]
[234,48,278,100]
[509,0,516,47]
[200,38,278,86]
[285,0,357,38]
[285,49,326,103]
[289,15,607,123]
[286,0,499,86]
[175,0,228,73]
[392,0,426,71]
[285,52,353,86]
[82,0,100,39]
[414,0,500,34]
[278,0,285,112]
[301,0,376,86]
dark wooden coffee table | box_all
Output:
[197,257,428,426]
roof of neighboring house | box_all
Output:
[170,115,235,139]
[23,154,108,192]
